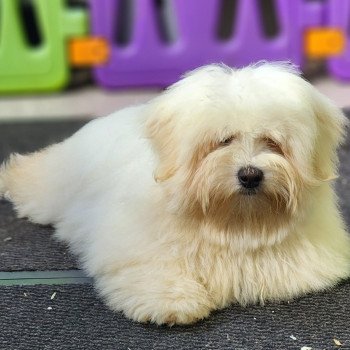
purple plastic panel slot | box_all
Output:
[90,0,327,88]
[328,0,350,80]
[300,0,327,27]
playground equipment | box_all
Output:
[89,0,331,88]
[1,0,349,93]
[0,0,87,93]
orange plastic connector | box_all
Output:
[69,37,110,66]
[305,28,345,58]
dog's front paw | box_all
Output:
[127,293,214,325]
[98,273,215,325]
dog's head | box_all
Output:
[146,63,347,246]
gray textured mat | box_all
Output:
[0,120,87,271]
[1,282,349,350]
[337,118,350,225]
[0,119,87,160]
[0,200,77,271]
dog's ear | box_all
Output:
[312,90,348,181]
[145,112,179,182]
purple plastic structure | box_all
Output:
[91,0,326,88]
[328,0,350,80]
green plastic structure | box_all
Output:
[0,0,88,93]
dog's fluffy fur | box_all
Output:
[1,63,350,325]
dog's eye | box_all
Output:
[264,137,283,155]
[219,136,235,146]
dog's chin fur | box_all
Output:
[166,183,300,251]
[1,62,350,325]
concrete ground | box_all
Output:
[0,87,159,121]
[0,77,349,121]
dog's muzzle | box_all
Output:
[238,166,264,193]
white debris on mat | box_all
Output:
[334,339,343,346]
[47,306,52,310]
[301,347,312,350]
[3,237,12,242]
[50,292,57,300]
[290,335,297,341]
[23,293,27,297]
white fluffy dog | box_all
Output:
[1,63,350,325]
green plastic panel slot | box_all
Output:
[0,0,88,93]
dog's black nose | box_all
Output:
[238,166,264,189]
